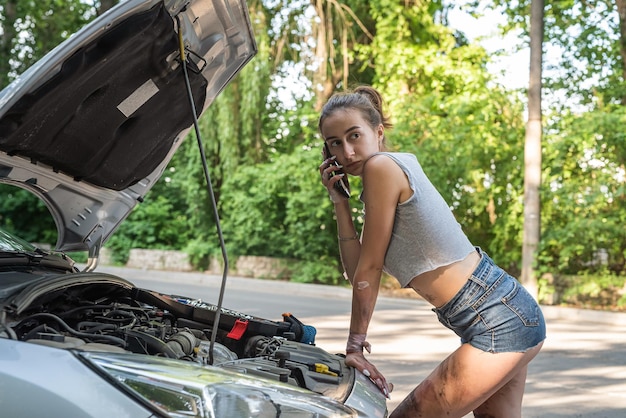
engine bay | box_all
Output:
[2,276,353,401]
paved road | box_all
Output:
[97,266,626,417]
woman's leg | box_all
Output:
[472,366,528,418]
[389,341,543,418]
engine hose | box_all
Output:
[59,304,116,318]
[17,313,126,347]
[23,323,59,341]
[77,321,117,333]
[105,309,135,317]
[125,329,179,358]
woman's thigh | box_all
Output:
[390,341,543,418]
[473,365,529,418]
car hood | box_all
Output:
[0,0,256,261]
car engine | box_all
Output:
[2,275,354,402]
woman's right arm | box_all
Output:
[320,154,361,283]
[333,199,360,283]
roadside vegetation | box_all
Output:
[1,0,624,311]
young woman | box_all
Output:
[318,86,546,417]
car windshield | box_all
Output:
[0,228,37,253]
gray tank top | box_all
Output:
[361,152,475,288]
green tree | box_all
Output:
[0,0,104,88]
[541,107,626,275]
[170,2,274,266]
[489,0,626,298]
[219,134,348,283]
[0,184,56,244]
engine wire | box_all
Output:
[175,13,229,366]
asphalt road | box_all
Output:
[96,266,626,417]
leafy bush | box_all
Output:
[105,193,191,265]
[539,271,626,311]
[216,138,357,284]
[289,258,346,285]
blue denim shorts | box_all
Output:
[433,249,546,353]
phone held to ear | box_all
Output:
[323,143,351,199]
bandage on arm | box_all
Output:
[346,332,371,354]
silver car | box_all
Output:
[0,0,388,417]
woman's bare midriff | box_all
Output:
[407,250,481,308]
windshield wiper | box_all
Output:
[0,251,74,271]
[0,252,36,266]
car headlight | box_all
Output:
[79,352,357,418]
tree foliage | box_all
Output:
[541,107,626,275]
[485,0,626,300]
[0,0,116,88]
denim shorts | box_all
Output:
[433,248,546,353]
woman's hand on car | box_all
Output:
[345,351,392,398]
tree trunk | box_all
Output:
[312,0,343,111]
[521,0,544,299]
[616,0,626,104]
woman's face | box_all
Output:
[321,108,384,177]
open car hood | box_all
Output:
[0,0,256,262]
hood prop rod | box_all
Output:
[176,13,228,366]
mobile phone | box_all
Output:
[323,142,350,199]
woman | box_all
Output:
[318,86,546,417]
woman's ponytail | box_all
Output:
[353,86,393,130]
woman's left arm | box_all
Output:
[349,155,404,333]
[345,155,407,396]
